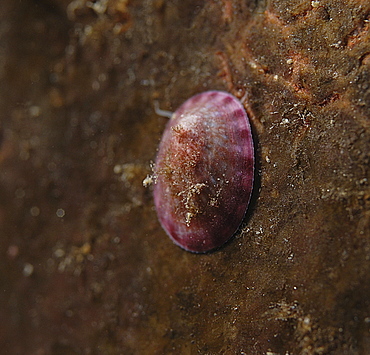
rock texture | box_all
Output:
[0,0,369,353]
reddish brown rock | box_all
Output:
[0,0,369,353]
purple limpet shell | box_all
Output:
[153,91,254,253]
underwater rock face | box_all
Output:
[153,91,254,253]
[2,1,370,353]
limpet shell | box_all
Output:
[153,91,254,253]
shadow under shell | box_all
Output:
[153,91,254,253]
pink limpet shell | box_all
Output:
[153,91,254,253]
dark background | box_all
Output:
[0,0,369,353]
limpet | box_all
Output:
[153,91,254,253]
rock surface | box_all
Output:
[0,0,369,353]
